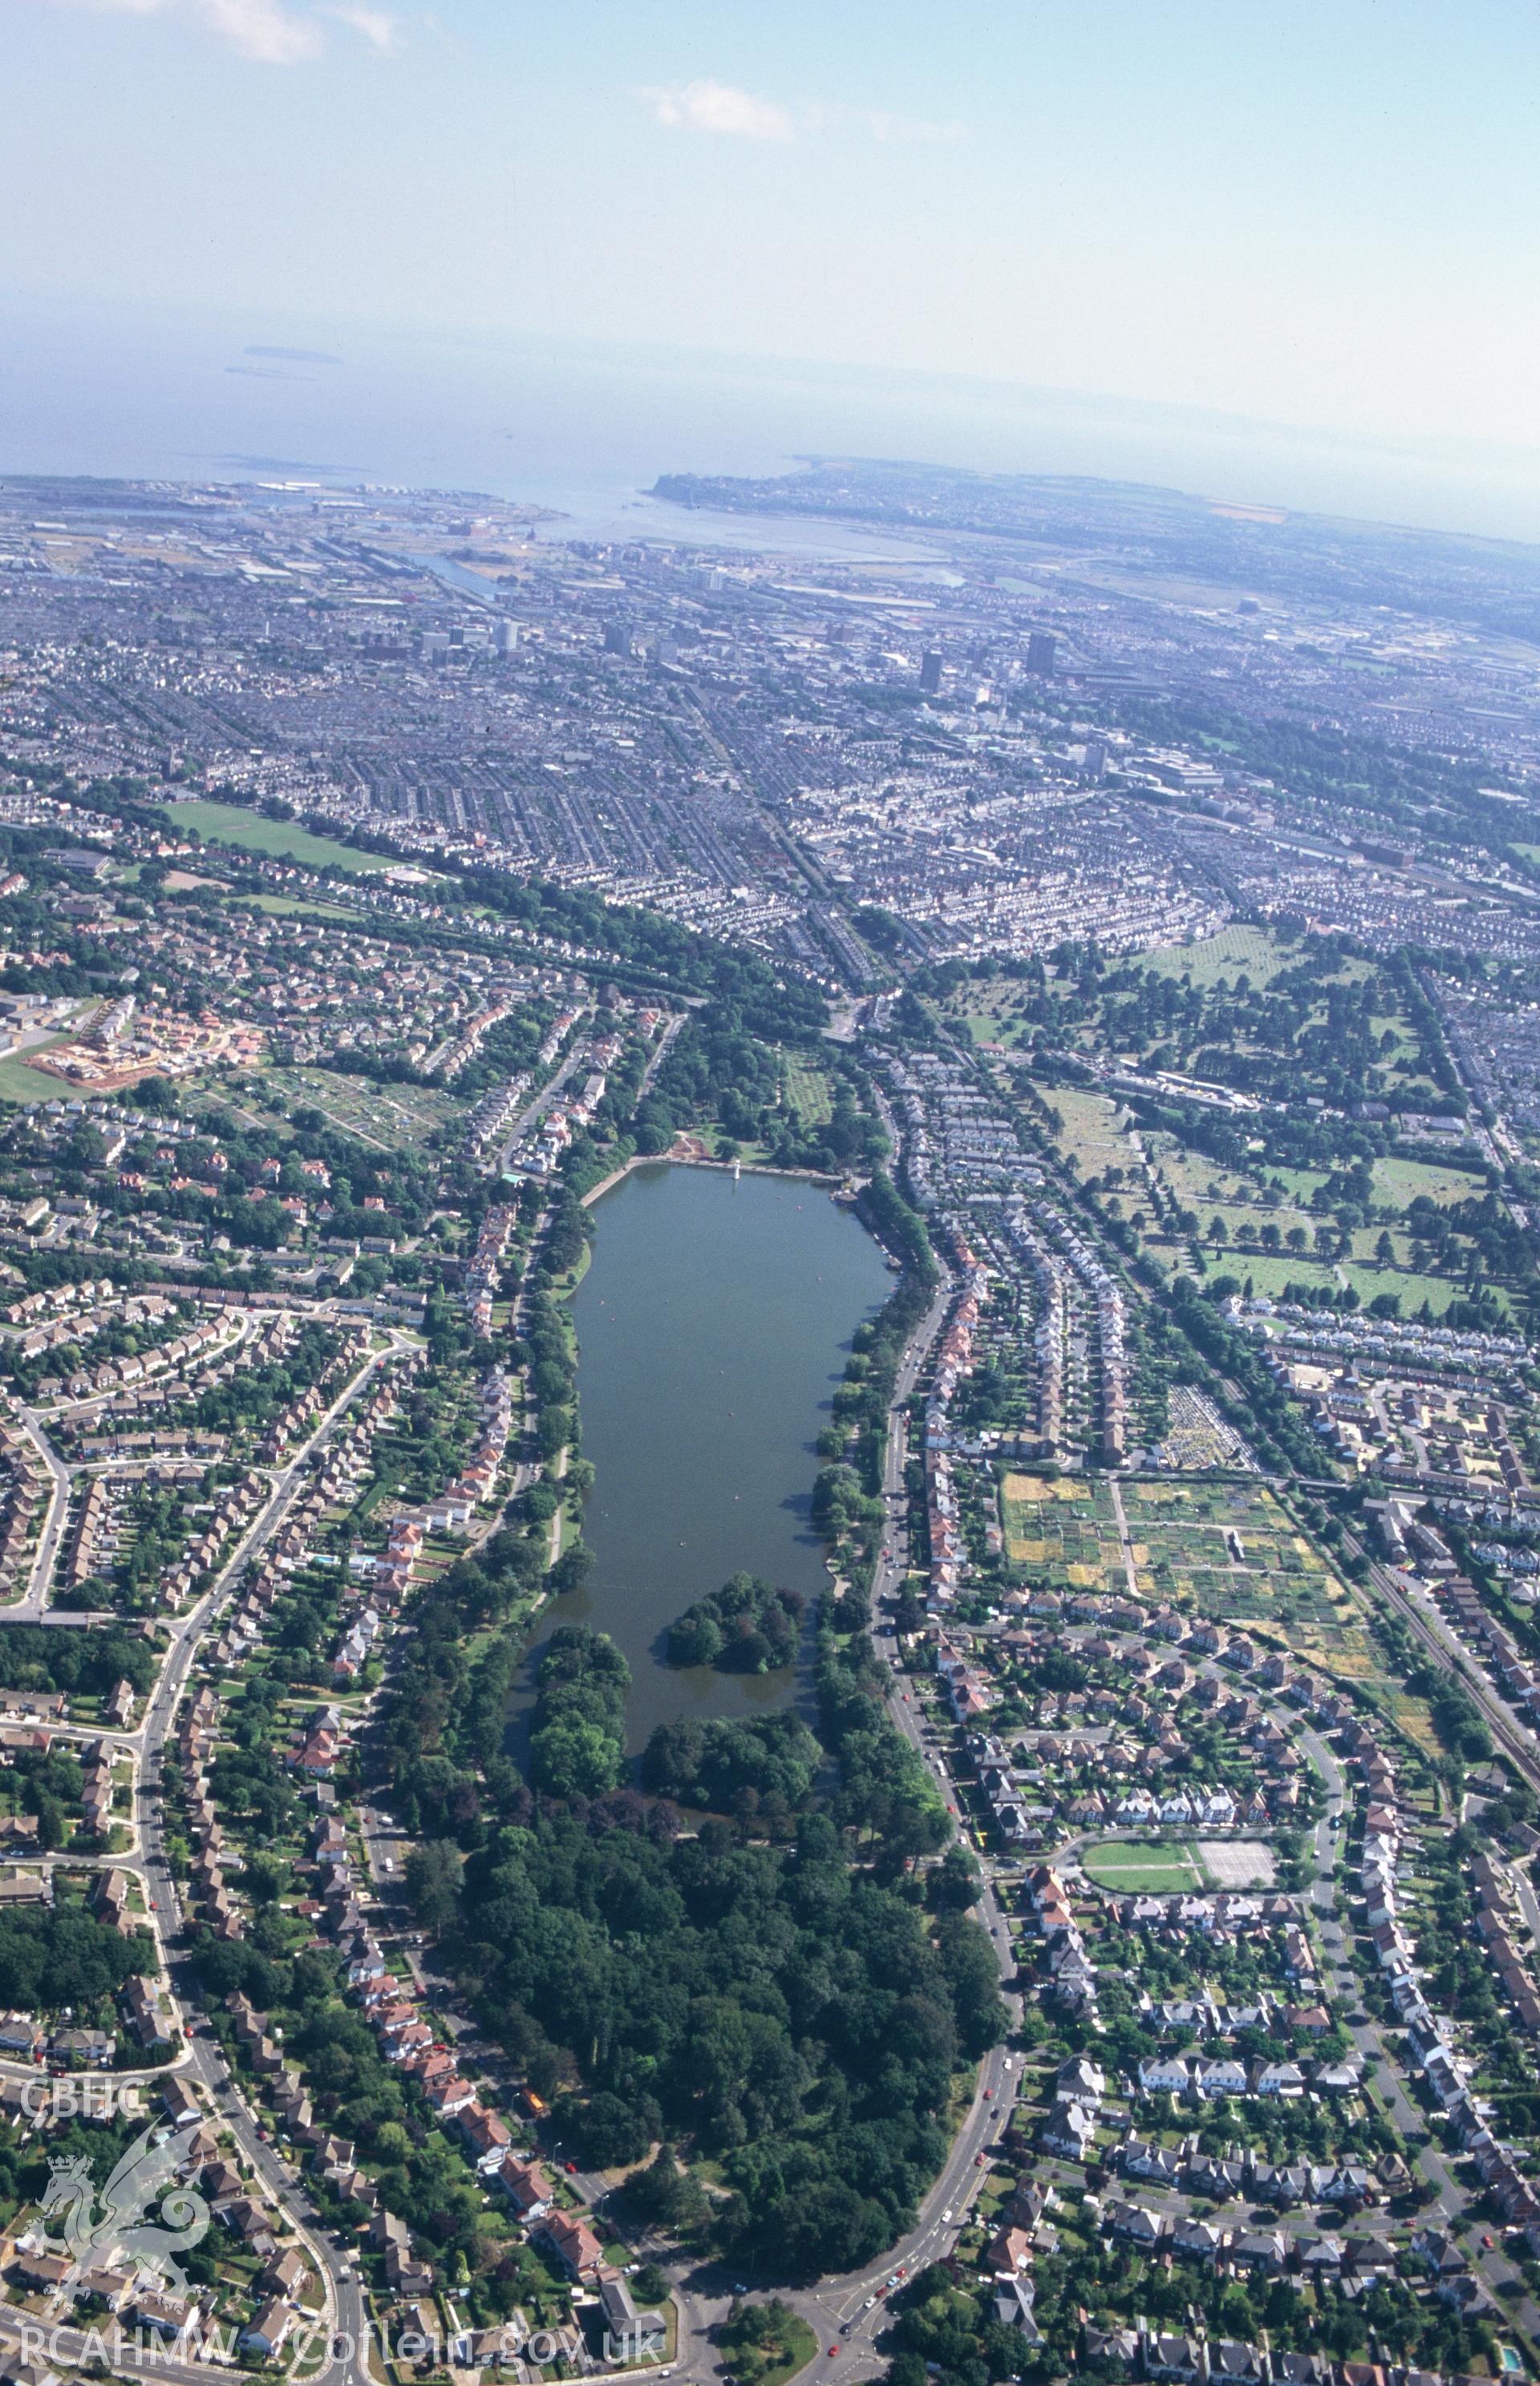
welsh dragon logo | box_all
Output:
[40,2121,212,2296]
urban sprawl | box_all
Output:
[0,460,1535,2386]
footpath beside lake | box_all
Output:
[506,1161,892,1757]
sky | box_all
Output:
[1,0,1536,473]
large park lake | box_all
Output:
[506,1161,893,1757]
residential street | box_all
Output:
[98,1343,404,2386]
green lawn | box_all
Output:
[1210,1246,1484,1319]
[0,1045,70,1104]
[1339,1260,1504,1320]
[1194,1203,1311,1249]
[1133,922,1381,995]
[1205,1250,1336,1301]
[160,799,395,874]
[1133,923,1314,989]
[1080,1839,1210,1893]
[730,2313,818,2386]
[1265,1165,1332,1205]
[967,1010,1023,1047]
[1034,1080,1132,1177]
[1373,1154,1490,1209]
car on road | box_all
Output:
[942,2211,952,2226]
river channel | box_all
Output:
[505,1161,894,1760]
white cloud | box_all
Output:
[196,0,321,62]
[29,0,400,61]
[31,0,169,14]
[638,79,795,142]
[324,0,397,49]
[638,80,964,148]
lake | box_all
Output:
[505,1161,893,1759]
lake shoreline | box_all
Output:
[506,1159,890,1763]
[580,1148,845,1209]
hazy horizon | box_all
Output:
[6,0,1540,549]
[8,286,1540,555]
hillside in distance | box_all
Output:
[654,456,1540,646]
